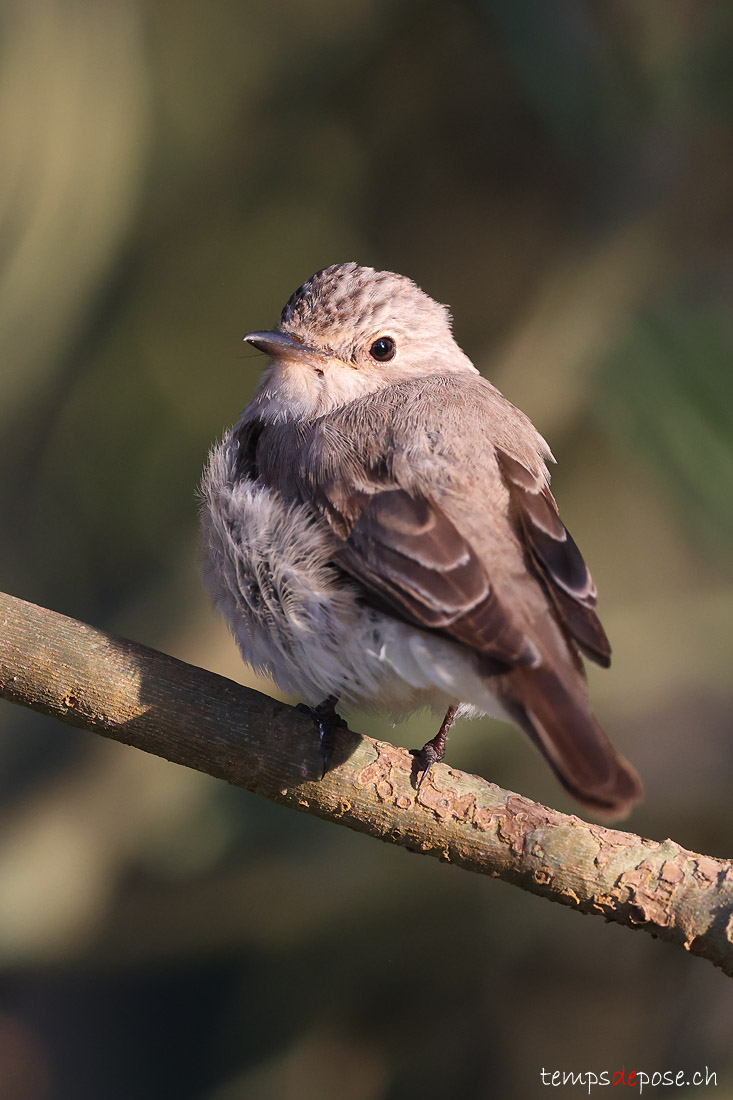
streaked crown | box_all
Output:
[277,262,458,365]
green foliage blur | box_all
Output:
[1,1,732,1097]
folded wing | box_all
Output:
[327,487,539,671]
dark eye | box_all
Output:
[369,336,396,362]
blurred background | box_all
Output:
[1,0,732,1096]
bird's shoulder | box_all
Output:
[327,371,552,477]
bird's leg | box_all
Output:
[414,704,459,791]
[296,695,347,778]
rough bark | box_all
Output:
[1,590,731,975]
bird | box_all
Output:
[200,262,642,818]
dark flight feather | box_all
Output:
[496,449,612,668]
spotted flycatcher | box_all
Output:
[200,263,642,817]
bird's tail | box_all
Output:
[501,665,642,819]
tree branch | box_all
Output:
[1,590,731,975]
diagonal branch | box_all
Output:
[1,590,731,975]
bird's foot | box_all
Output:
[296,696,347,778]
[412,739,445,793]
[411,704,458,792]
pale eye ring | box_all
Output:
[369,336,396,362]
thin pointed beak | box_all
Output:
[243,330,325,363]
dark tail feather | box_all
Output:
[502,665,643,819]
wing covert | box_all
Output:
[329,487,539,670]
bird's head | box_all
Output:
[244,263,476,421]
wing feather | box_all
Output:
[496,449,611,667]
[330,488,539,670]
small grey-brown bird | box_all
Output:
[200,262,642,817]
